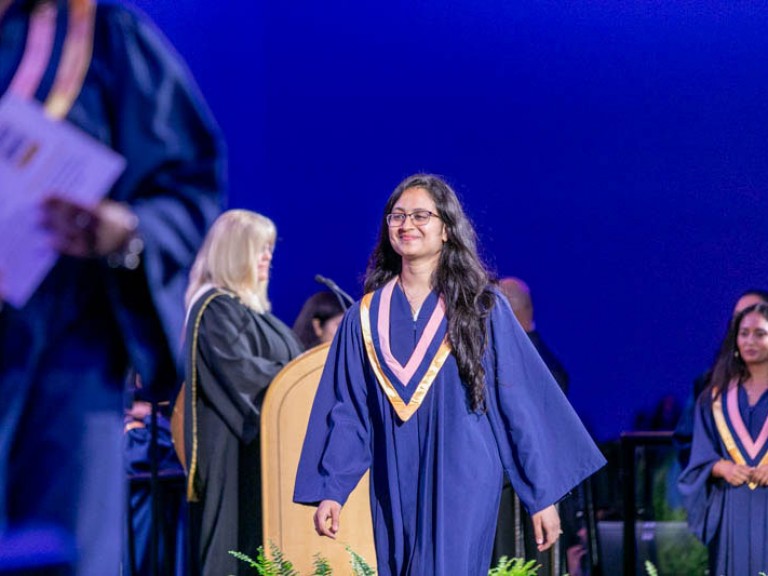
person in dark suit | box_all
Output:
[493,277,574,575]
[498,277,569,393]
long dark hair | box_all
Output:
[708,302,768,400]
[292,291,345,349]
[364,174,496,411]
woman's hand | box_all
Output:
[531,504,561,552]
[313,499,342,538]
[712,460,753,487]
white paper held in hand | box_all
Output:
[0,94,126,307]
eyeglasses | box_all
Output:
[386,210,440,227]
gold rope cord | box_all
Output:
[186,291,226,502]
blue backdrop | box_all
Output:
[130,0,767,441]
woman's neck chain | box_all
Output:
[398,276,426,320]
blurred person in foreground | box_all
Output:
[0,0,224,573]
[293,174,605,576]
[182,210,302,576]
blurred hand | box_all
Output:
[313,499,341,538]
[566,543,587,576]
[532,504,561,552]
[41,197,138,258]
[713,460,753,487]
[127,401,152,421]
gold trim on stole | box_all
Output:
[43,0,95,119]
[711,386,768,490]
[360,291,452,422]
[186,290,227,502]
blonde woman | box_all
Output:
[182,210,303,576]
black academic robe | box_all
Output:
[183,289,303,576]
[0,2,224,573]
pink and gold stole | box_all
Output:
[712,380,768,490]
[360,278,452,422]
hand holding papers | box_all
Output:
[41,196,139,259]
[0,95,126,307]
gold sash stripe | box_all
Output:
[44,0,96,119]
[4,0,95,118]
[186,290,227,502]
[360,291,452,422]
[711,387,768,491]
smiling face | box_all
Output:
[387,186,447,267]
[737,311,768,367]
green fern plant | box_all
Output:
[230,542,376,575]
[644,560,658,576]
[487,555,540,576]
[346,545,376,575]
[311,553,333,575]
[268,541,300,576]
[231,542,560,576]
[228,543,299,576]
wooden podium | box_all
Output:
[261,343,376,573]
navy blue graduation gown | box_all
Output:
[0,2,223,573]
[679,385,768,575]
[294,282,605,576]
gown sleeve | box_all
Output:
[677,394,724,544]
[484,294,606,514]
[196,296,293,444]
[293,305,373,507]
[94,5,225,398]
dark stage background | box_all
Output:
[129,0,767,442]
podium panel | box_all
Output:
[261,343,376,573]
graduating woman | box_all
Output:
[183,210,303,576]
[294,174,605,576]
[679,302,768,575]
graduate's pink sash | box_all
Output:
[5,0,95,120]
[711,380,768,490]
[360,278,452,422]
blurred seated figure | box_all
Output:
[292,291,345,349]
[124,376,186,576]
